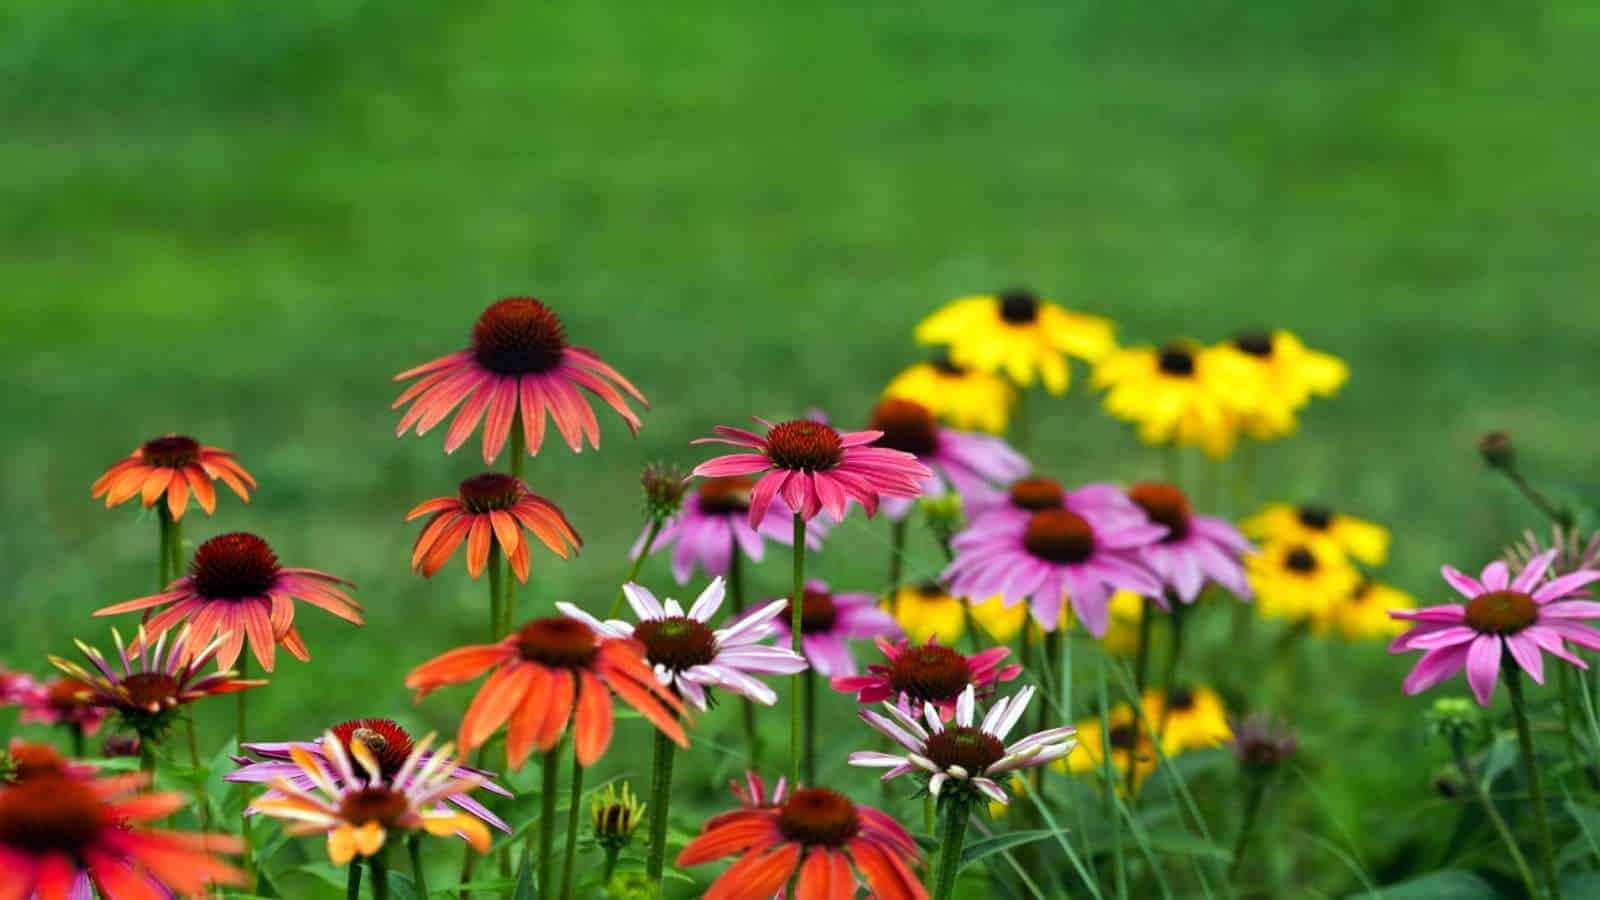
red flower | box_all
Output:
[91,435,255,520]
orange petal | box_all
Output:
[704,843,803,900]
[459,662,535,751]
[406,644,511,697]
[573,671,615,766]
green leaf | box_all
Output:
[514,855,538,900]
[387,870,419,900]
[1355,869,1500,900]
[960,829,1055,867]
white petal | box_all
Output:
[688,577,727,622]
[623,583,665,620]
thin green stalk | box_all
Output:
[371,848,391,900]
[157,505,174,590]
[729,547,760,767]
[607,518,663,619]
[237,655,255,888]
[69,723,84,757]
[1558,665,1593,790]
[1503,469,1574,530]
[602,846,621,887]
[887,517,907,592]
[1126,606,1154,798]
[1156,603,1188,744]
[1507,667,1562,900]
[789,512,806,787]
[1012,388,1031,453]
[186,712,210,830]
[1227,775,1266,883]
[645,728,677,886]
[1449,733,1537,898]
[803,669,817,785]
[505,422,524,627]
[487,543,504,642]
[346,860,363,900]
[139,738,157,773]
[1039,628,1063,793]
[932,798,971,900]
[559,750,585,900]
[1096,662,1128,899]
[538,749,560,899]
[408,834,429,900]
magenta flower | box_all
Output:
[968,475,1148,533]
[691,418,931,525]
[633,476,829,584]
[17,677,108,736]
[864,398,1029,519]
[0,663,37,707]
[832,637,1021,720]
[1390,549,1600,706]
[754,579,901,677]
[1125,482,1254,604]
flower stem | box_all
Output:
[139,738,157,773]
[237,655,255,887]
[69,723,84,757]
[488,543,504,642]
[1449,732,1538,898]
[559,750,585,900]
[186,712,211,830]
[370,848,391,900]
[1227,774,1267,883]
[157,505,174,591]
[602,846,620,886]
[644,727,677,887]
[729,547,761,767]
[607,518,663,619]
[538,748,560,899]
[790,512,807,787]
[803,669,817,785]
[1502,468,1574,531]
[932,796,971,900]
[346,860,363,900]
[1506,667,1563,900]
[1126,605,1154,798]
[1155,602,1188,745]
[408,835,429,900]
[887,516,907,592]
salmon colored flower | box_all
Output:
[408,474,582,582]
[94,532,362,672]
[678,786,926,900]
[90,435,255,520]
[393,297,647,463]
[405,616,688,769]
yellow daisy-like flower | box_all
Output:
[1056,703,1159,794]
[1248,539,1362,623]
[1243,503,1390,566]
[1091,341,1259,459]
[1314,579,1416,641]
[915,288,1116,394]
[1214,330,1349,440]
[883,356,1018,434]
[1142,686,1231,754]
[886,582,968,645]
[969,594,1029,643]
[1097,591,1148,657]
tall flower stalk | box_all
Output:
[1506,668,1562,900]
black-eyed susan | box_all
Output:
[1091,341,1257,459]
[1243,503,1390,566]
[883,353,1018,434]
[1314,579,1415,640]
[969,594,1029,643]
[1214,330,1348,440]
[886,582,967,645]
[1143,686,1231,754]
[1248,540,1362,623]
[1058,703,1159,794]
[915,288,1115,394]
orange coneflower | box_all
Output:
[393,297,648,463]
[405,615,688,769]
[91,435,255,520]
[408,473,581,582]
[94,532,361,672]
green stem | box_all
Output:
[803,669,817,785]
[1449,733,1538,898]
[370,848,391,900]
[408,834,429,899]
[186,712,210,830]
[607,518,663,619]
[237,655,255,887]
[1012,388,1031,453]
[1227,775,1267,883]
[1036,628,1062,794]
[69,724,84,758]
[505,421,524,629]
[538,748,560,899]
[887,517,907,592]
[488,543,504,642]
[1126,605,1154,798]
[139,738,157,773]
[346,860,363,900]
[645,728,677,887]
[559,751,585,900]
[789,513,806,787]
[1507,668,1563,900]
[931,797,971,900]
[730,547,760,767]
[1504,469,1574,530]
[601,846,620,886]
[1558,665,1588,789]
[157,505,174,591]
[1155,603,1188,745]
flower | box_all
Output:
[1060,704,1159,793]
[832,637,1020,720]
[850,685,1075,806]
[1091,342,1256,459]
[1212,331,1348,440]
[914,288,1115,393]
[1478,430,1516,471]
[248,729,492,865]
[943,495,1166,635]
[18,677,107,736]
[592,782,645,849]
[886,582,967,645]
[677,786,926,900]
[407,474,581,582]
[1314,579,1415,640]
[405,615,688,769]
[393,297,647,462]
[883,354,1018,434]
[758,580,901,677]
[94,532,361,672]
[729,771,788,812]
[229,717,513,834]
[1142,686,1231,753]
[1248,540,1361,624]
[556,579,807,711]
[1226,714,1299,772]
[0,768,244,896]
[1242,503,1390,566]
[640,463,690,523]
[862,398,1029,519]
[1506,525,1600,580]
[2,742,97,785]
[0,663,37,707]
[1124,482,1254,604]
[49,626,265,741]
[692,417,931,525]
[966,475,1147,533]
[91,435,255,520]
[635,477,826,585]
[1390,550,1600,706]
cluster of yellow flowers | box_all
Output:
[885,581,1028,645]
[1243,503,1416,640]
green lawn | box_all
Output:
[4,2,1599,895]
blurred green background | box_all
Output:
[4,1,1599,895]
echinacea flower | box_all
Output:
[1248,540,1361,624]
[691,418,931,525]
[883,353,1018,434]
[1390,550,1600,706]
[91,435,255,520]
[49,626,265,742]
[0,663,37,707]
[557,578,807,711]
[862,398,1028,519]
[832,637,1019,720]
[966,475,1147,533]
[1226,713,1299,771]
[943,497,1165,635]
[229,717,513,834]
[1506,524,1600,581]
[1091,342,1257,459]
[3,741,97,784]
[405,616,688,768]
[915,288,1115,394]
[1124,482,1254,603]
[592,782,645,849]
[1142,686,1231,753]
[18,677,107,736]
[393,297,647,463]
[636,477,826,585]
[1212,331,1348,440]
[850,685,1075,806]
[758,580,901,677]
[677,785,926,900]
[1243,503,1390,566]
[1314,579,1415,641]
[0,769,244,896]
[95,532,361,672]
[407,474,581,582]
[248,729,492,865]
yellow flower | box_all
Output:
[915,289,1115,394]
[1315,579,1416,641]
[1095,591,1147,657]
[1243,503,1390,566]
[1091,342,1258,459]
[1057,703,1159,794]
[884,357,1018,434]
[1213,330,1348,440]
[988,774,1031,819]
[970,594,1029,643]
[1141,686,1231,754]
[1248,539,1362,623]
[887,583,968,645]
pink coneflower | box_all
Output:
[91,435,255,520]
[635,477,827,585]
[943,499,1165,635]
[968,475,1148,533]
[831,637,1020,720]
[393,297,647,463]
[757,580,901,677]
[557,578,807,711]
[1390,549,1600,705]
[18,677,107,736]
[691,418,931,525]
[677,786,926,900]
[408,473,582,582]
[1124,482,1254,604]
[0,663,36,707]
[94,532,362,672]
[864,398,1029,519]
[229,717,512,834]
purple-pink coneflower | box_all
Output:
[756,580,901,677]
[831,637,1020,720]
[1125,482,1254,604]
[864,398,1029,519]
[634,477,827,585]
